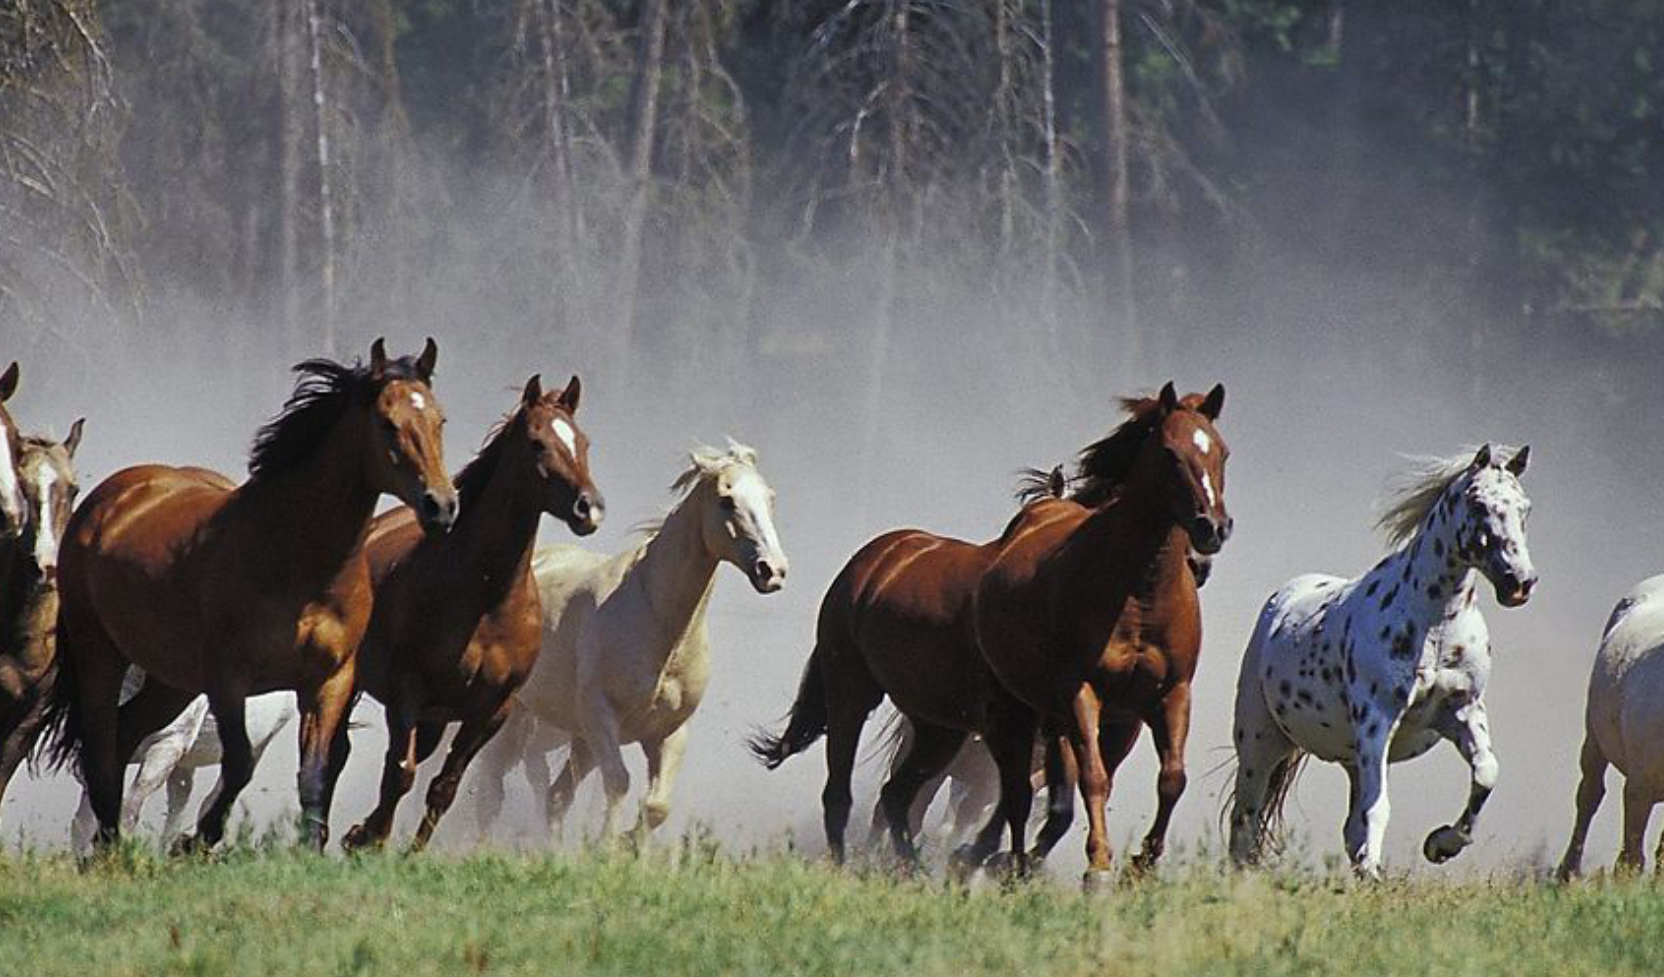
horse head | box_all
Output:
[517,373,604,536]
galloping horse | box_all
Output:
[342,375,602,851]
[0,362,24,539]
[0,423,83,816]
[481,443,786,838]
[964,383,1229,884]
[44,339,456,850]
[1558,575,1664,877]
[1229,445,1535,878]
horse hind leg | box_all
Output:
[412,710,509,853]
[342,694,422,852]
[637,723,690,834]
[1028,732,1078,862]
[1556,733,1609,880]
[819,651,883,864]
[59,615,129,849]
[546,738,595,841]
[877,720,967,865]
[161,766,194,844]
[1132,683,1194,872]
[1618,780,1657,874]
[1228,678,1298,867]
[177,688,252,853]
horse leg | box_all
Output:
[819,652,882,864]
[637,723,690,834]
[412,710,508,852]
[1229,678,1298,867]
[64,620,129,849]
[71,779,97,854]
[980,692,1040,876]
[1556,733,1609,880]
[0,691,51,813]
[473,706,528,836]
[295,664,356,849]
[523,726,562,829]
[866,720,916,851]
[161,766,194,844]
[1424,697,1498,864]
[1618,780,1656,874]
[878,721,968,864]
[1028,732,1078,861]
[119,696,207,835]
[342,692,419,852]
[546,737,595,840]
[1349,725,1395,879]
[178,689,251,852]
[1132,682,1193,871]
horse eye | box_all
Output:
[719,495,736,511]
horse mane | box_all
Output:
[1013,464,1068,506]
[1062,392,1216,508]
[451,407,528,512]
[638,440,760,538]
[1373,445,1523,547]
[248,355,426,480]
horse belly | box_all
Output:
[1269,690,1356,762]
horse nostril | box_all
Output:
[420,491,456,528]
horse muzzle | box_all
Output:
[1187,513,1231,556]
[416,488,459,534]
[749,556,788,595]
[566,491,604,537]
[1493,570,1537,608]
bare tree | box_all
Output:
[615,0,671,373]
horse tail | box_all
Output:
[861,706,910,769]
[1217,749,1309,855]
[35,620,84,775]
[748,643,830,769]
[1013,464,1069,506]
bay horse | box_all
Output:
[0,362,24,538]
[43,338,456,851]
[0,423,84,818]
[961,382,1229,885]
[341,374,603,851]
[1229,445,1534,878]
[477,442,786,839]
[1557,575,1664,878]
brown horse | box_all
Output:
[962,382,1229,885]
[0,421,84,819]
[341,374,602,852]
[43,339,456,851]
[0,362,24,539]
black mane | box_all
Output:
[451,406,527,512]
[247,355,426,480]
[1064,395,1166,508]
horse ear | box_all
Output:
[558,375,581,412]
[369,338,388,379]
[523,374,543,406]
[415,337,439,382]
[1470,444,1492,470]
[1200,383,1225,420]
[1506,444,1530,476]
[0,362,17,402]
[1158,382,1179,414]
[64,418,84,458]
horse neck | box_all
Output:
[237,413,382,577]
[634,486,720,641]
[1363,502,1476,629]
[1064,471,1187,592]
[0,567,56,676]
[443,444,542,606]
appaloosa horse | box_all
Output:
[1229,445,1535,878]
[342,375,602,851]
[962,383,1229,885]
[44,339,456,851]
[0,422,83,818]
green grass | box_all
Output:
[2,838,1663,977]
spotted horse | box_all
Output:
[1227,445,1536,878]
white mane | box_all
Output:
[635,440,761,538]
[1373,445,1523,547]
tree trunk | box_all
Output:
[1097,0,1139,374]
[304,0,336,357]
[615,0,670,375]
[276,0,306,355]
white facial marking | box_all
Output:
[409,391,426,411]
[33,464,57,566]
[1201,471,1218,507]
[0,417,18,521]
[729,469,784,562]
[552,418,577,456]
[1192,430,1212,455]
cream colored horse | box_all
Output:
[476,442,787,836]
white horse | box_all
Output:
[473,442,787,837]
[1558,575,1664,877]
[1229,445,1536,877]
[71,670,296,852]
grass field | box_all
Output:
[3,838,1663,977]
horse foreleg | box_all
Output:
[1028,733,1077,861]
[180,689,251,853]
[546,737,595,840]
[1424,697,1497,864]
[342,693,419,852]
[637,723,690,835]
[877,720,967,865]
[1348,726,1394,879]
[1556,733,1609,880]
[121,700,208,834]
[411,710,508,853]
[161,766,194,844]
[296,665,355,850]
[1132,683,1193,872]
[981,692,1040,877]
[0,691,50,814]
[472,706,528,836]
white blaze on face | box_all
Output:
[1192,429,1212,455]
[408,391,427,411]
[552,418,578,457]
[33,463,57,568]
[1201,471,1218,508]
[729,468,785,567]
[0,417,19,525]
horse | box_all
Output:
[960,383,1229,885]
[748,394,1223,867]
[1228,445,1535,879]
[1557,575,1664,878]
[478,442,786,839]
[340,374,603,852]
[70,673,296,852]
[42,338,457,851]
[0,422,84,817]
[0,362,24,539]
[865,720,1049,853]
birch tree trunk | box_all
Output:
[615,0,670,375]
[1098,0,1139,374]
[276,0,306,354]
[304,0,337,357]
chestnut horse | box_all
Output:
[44,339,456,851]
[342,374,602,851]
[963,383,1229,885]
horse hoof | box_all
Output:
[1422,825,1469,864]
[340,824,376,853]
[950,843,989,870]
[1081,868,1114,894]
[169,834,209,858]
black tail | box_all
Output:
[747,645,829,769]
[34,620,85,776]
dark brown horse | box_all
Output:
[0,362,24,538]
[44,339,456,851]
[341,374,602,851]
[0,421,83,820]
[963,382,1229,885]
